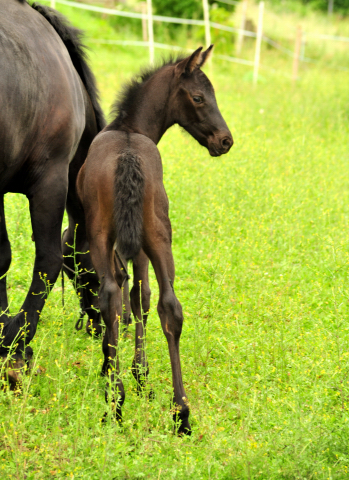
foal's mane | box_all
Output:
[107,55,185,130]
[30,2,105,131]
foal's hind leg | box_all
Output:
[130,249,151,394]
[0,196,11,315]
[89,237,125,420]
[114,254,132,332]
[144,224,191,435]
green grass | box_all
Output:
[1,2,349,479]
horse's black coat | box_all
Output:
[0,0,104,362]
[31,3,105,131]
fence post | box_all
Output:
[147,0,154,64]
[141,2,148,42]
[202,0,211,48]
[292,26,302,84]
[51,0,56,8]
[328,0,334,16]
[253,1,264,86]
[300,31,306,62]
[236,0,248,56]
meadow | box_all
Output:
[1,2,349,479]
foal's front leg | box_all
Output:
[89,240,125,420]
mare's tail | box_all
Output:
[114,152,145,261]
[31,3,105,131]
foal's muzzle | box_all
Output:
[208,132,234,157]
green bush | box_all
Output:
[152,0,237,19]
[311,0,349,13]
[269,0,349,15]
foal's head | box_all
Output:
[171,45,233,157]
[108,46,233,155]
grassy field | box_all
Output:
[1,2,349,479]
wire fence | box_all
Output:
[50,0,349,82]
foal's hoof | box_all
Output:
[135,385,154,400]
[86,318,103,337]
[173,405,191,436]
[101,406,123,425]
[176,420,192,436]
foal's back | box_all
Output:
[80,130,162,191]
[78,130,165,242]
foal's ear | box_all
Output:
[175,47,203,77]
[197,44,214,68]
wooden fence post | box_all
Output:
[300,31,306,62]
[253,1,264,86]
[51,0,56,8]
[202,0,211,48]
[236,0,248,56]
[147,0,154,64]
[328,0,334,16]
[292,26,302,84]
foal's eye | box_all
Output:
[193,96,203,104]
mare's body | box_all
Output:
[78,47,233,434]
[0,0,104,372]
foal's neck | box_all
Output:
[118,68,174,145]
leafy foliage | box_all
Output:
[151,0,236,19]
[269,0,349,14]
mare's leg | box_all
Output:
[0,196,11,315]
[130,249,151,393]
[89,236,125,420]
[143,222,191,435]
[0,166,68,357]
[62,222,101,336]
[62,145,102,336]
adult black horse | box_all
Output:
[0,0,103,378]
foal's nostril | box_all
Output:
[221,137,232,150]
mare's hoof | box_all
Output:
[6,358,26,391]
[0,354,30,392]
[0,345,33,390]
[86,318,103,337]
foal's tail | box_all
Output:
[114,152,145,261]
